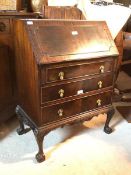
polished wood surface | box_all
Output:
[0,45,16,122]
[116,106,131,122]
[15,19,118,162]
[0,13,37,123]
[43,58,115,83]
[0,16,16,123]
[25,20,118,64]
[14,19,40,125]
[42,90,112,124]
[42,6,83,19]
[42,73,113,103]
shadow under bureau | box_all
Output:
[14,19,119,162]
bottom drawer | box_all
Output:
[41,91,112,124]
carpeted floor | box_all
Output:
[0,71,131,175]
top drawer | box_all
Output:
[42,59,114,83]
[0,19,10,34]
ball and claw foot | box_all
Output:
[104,126,113,134]
[36,153,45,163]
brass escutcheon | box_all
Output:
[58,89,64,98]
[97,99,102,106]
[98,81,103,89]
[58,72,64,80]
[58,109,63,117]
[99,65,105,73]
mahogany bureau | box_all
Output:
[14,19,119,162]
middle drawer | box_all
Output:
[41,73,113,103]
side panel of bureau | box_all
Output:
[14,20,41,126]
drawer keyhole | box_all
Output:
[58,109,63,117]
[99,65,105,73]
[59,72,64,80]
[97,99,102,106]
[98,81,103,89]
[58,89,64,98]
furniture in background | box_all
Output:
[122,15,131,78]
[115,15,131,102]
[0,11,37,123]
[15,19,118,162]
[114,30,123,79]
[115,15,131,122]
[41,5,85,19]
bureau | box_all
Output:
[14,19,119,162]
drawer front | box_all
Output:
[41,91,112,124]
[0,19,10,34]
[44,59,114,83]
[41,74,113,103]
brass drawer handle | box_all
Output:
[58,109,63,117]
[59,72,64,80]
[98,81,103,89]
[99,65,105,73]
[58,89,64,98]
[0,22,6,32]
[97,99,102,106]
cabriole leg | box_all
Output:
[33,129,45,163]
[104,108,115,134]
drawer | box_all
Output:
[0,19,10,34]
[41,74,113,103]
[41,91,112,124]
[44,59,114,83]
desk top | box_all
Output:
[16,19,119,64]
